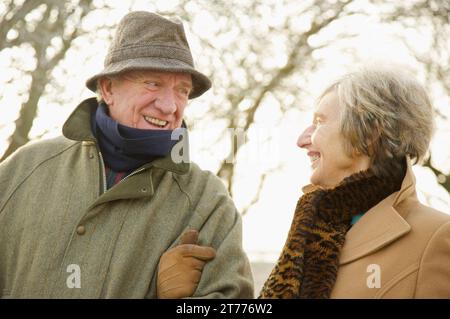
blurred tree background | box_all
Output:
[1,0,449,220]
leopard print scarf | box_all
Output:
[259,161,406,298]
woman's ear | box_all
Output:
[351,147,362,157]
[98,77,114,105]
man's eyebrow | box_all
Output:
[178,81,193,88]
[139,74,161,80]
[138,74,192,88]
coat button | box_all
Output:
[88,153,94,159]
[76,225,86,235]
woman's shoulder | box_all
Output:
[408,200,449,221]
[409,203,450,298]
[403,199,450,239]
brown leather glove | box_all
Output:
[157,230,216,299]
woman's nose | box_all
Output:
[297,125,315,149]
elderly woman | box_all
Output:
[157,66,450,298]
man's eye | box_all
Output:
[144,81,158,88]
[179,88,190,96]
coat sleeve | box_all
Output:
[414,221,450,298]
[0,144,29,211]
[187,175,255,299]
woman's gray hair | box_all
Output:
[320,66,435,176]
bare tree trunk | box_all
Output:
[1,68,46,160]
[0,0,43,50]
[0,0,93,162]
[216,0,354,196]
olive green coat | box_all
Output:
[0,98,254,298]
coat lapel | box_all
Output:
[338,198,411,265]
[338,159,417,265]
[301,158,417,266]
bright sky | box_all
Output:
[1,1,449,263]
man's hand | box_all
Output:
[157,230,216,299]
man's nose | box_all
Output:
[297,125,315,149]
[155,88,177,114]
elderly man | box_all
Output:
[0,11,254,298]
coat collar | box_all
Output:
[302,158,415,265]
[62,97,190,175]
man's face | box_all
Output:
[99,70,193,130]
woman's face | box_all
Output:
[297,91,371,189]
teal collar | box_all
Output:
[351,213,364,226]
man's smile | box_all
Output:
[143,115,169,128]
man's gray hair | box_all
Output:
[95,75,121,103]
[95,84,104,103]
[320,65,434,175]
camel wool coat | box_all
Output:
[304,160,450,298]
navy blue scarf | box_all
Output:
[91,103,180,172]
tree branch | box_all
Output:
[0,0,48,50]
[423,154,450,193]
[217,0,354,192]
[240,165,283,216]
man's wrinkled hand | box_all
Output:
[157,230,216,299]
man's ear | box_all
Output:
[98,77,114,105]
